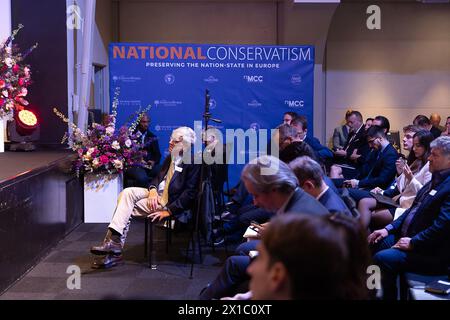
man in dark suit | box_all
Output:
[332,110,371,179]
[90,127,200,268]
[199,155,328,299]
[414,114,442,139]
[124,113,162,188]
[290,156,351,216]
[344,125,399,191]
[291,116,333,164]
[369,136,450,300]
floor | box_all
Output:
[0,220,231,300]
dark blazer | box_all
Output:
[386,172,450,263]
[430,126,442,139]
[150,155,201,216]
[137,129,161,164]
[304,135,333,161]
[358,143,399,190]
[284,188,329,216]
[343,126,370,166]
[319,188,352,216]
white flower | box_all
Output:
[2,90,8,98]
[111,141,120,150]
[125,139,132,148]
[5,47,12,54]
[92,158,100,168]
[4,57,14,68]
[113,159,123,169]
[105,126,115,135]
[18,88,28,97]
[24,67,30,77]
[83,153,92,161]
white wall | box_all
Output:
[325,4,450,147]
[0,0,11,41]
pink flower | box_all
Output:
[12,64,20,73]
[99,155,109,165]
[0,80,5,88]
[18,78,25,86]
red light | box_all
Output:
[14,109,39,135]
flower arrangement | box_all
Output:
[0,24,38,118]
[54,87,149,176]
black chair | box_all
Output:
[143,215,174,268]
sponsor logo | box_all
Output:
[243,75,263,83]
[154,100,183,107]
[154,125,179,132]
[204,75,219,84]
[119,100,141,106]
[209,98,217,110]
[164,73,175,84]
[249,123,261,131]
[112,75,142,83]
[284,100,305,108]
[291,74,302,85]
[248,100,262,108]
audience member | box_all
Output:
[372,115,390,134]
[358,130,433,229]
[332,109,352,151]
[333,110,370,173]
[413,114,441,139]
[365,118,374,131]
[199,155,328,299]
[247,213,371,300]
[441,116,450,137]
[430,113,445,133]
[282,111,298,125]
[369,136,450,300]
[291,116,333,164]
[289,156,351,216]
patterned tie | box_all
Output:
[159,160,175,207]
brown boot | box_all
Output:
[90,230,122,255]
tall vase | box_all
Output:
[84,172,123,223]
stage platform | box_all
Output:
[0,149,84,294]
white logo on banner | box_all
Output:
[291,74,302,85]
[243,75,263,83]
[164,74,175,84]
[248,100,262,108]
[209,99,217,110]
[204,76,219,83]
[154,100,182,107]
[284,100,304,108]
[250,123,261,131]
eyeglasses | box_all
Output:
[367,138,378,144]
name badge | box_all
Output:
[429,189,437,196]
[175,166,183,173]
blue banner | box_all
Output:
[109,43,315,186]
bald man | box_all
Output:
[430,113,445,133]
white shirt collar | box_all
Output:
[316,185,329,201]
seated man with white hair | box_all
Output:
[89,126,200,268]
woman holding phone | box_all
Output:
[358,130,434,229]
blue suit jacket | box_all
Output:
[386,172,450,262]
[284,188,329,216]
[304,135,333,161]
[319,188,352,216]
[358,144,398,189]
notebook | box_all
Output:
[425,280,450,295]
[370,192,400,208]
